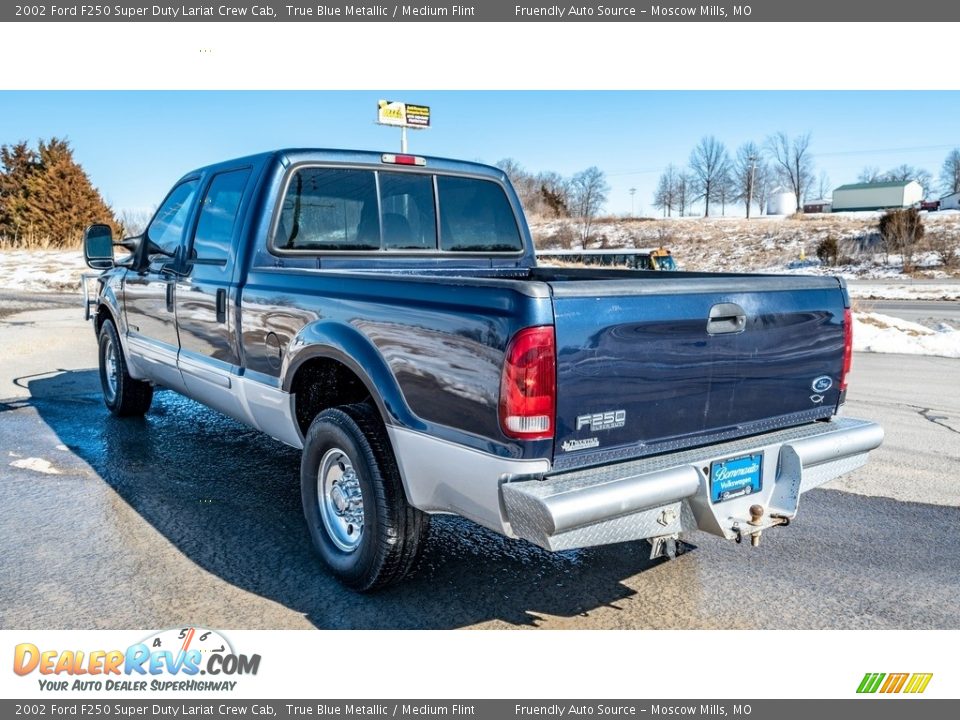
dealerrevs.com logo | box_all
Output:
[857,672,933,694]
[13,627,261,693]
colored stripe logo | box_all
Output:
[857,672,933,694]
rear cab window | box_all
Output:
[271,166,522,254]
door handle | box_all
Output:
[165,282,174,313]
[707,303,746,335]
[216,289,226,324]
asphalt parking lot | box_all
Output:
[0,297,958,630]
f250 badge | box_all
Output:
[577,409,626,432]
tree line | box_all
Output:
[654,135,960,218]
[0,138,117,249]
[495,159,609,242]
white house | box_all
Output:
[940,191,960,211]
[832,180,923,212]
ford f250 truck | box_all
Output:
[82,148,883,591]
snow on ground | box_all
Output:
[531,213,960,283]
[848,281,960,301]
[0,250,88,293]
[854,312,960,359]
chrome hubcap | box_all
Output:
[318,448,364,552]
[102,335,118,402]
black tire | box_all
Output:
[300,403,430,591]
[98,319,153,417]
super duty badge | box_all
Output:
[576,409,626,433]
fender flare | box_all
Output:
[280,320,423,432]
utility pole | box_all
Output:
[629,187,636,217]
[747,154,758,219]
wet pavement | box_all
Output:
[1,302,959,629]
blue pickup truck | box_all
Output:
[82,148,883,590]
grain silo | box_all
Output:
[766,186,798,215]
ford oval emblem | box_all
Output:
[812,376,833,393]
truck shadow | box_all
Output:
[24,369,673,629]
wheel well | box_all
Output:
[95,306,115,334]
[291,357,374,436]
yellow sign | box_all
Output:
[377,100,430,128]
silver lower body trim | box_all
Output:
[385,427,551,534]
[502,417,883,551]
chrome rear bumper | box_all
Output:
[502,417,883,551]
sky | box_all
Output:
[2,90,958,217]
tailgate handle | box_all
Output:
[707,303,746,335]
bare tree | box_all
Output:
[689,136,730,217]
[941,149,960,195]
[675,172,692,217]
[883,164,933,198]
[732,142,765,218]
[815,171,831,201]
[858,166,883,183]
[496,158,540,215]
[766,132,814,212]
[753,162,772,217]
[653,164,679,217]
[118,208,154,237]
[569,166,609,244]
[716,168,735,216]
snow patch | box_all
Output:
[10,457,62,475]
[854,312,960,359]
[0,250,88,293]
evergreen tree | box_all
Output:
[0,141,40,242]
[0,137,117,248]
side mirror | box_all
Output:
[83,224,115,270]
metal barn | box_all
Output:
[831,180,923,212]
[940,191,960,211]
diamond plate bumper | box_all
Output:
[502,417,883,551]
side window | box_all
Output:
[191,168,251,272]
[275,168,379,251]
[146,179,200,260]
[379,172,437,250]
[437,176,522,252]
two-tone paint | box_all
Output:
[87,147,882,546]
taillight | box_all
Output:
[840,307,853,392]
[499,326,556,440]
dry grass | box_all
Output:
[0,233,80,251]
[531,214,960,275]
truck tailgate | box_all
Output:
[544,272,848,471]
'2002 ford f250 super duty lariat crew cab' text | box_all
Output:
[82,148,883,590]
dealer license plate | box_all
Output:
[710,453,763,503]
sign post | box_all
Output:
[377,100,431,152]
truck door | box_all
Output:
[124,177,200,393]
[174,167,251,419]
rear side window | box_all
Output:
[437,176,522,252]
[191,168,251,269]
[275,168,379,251]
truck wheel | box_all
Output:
[300,403,430,591]
[98,319,153,417]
